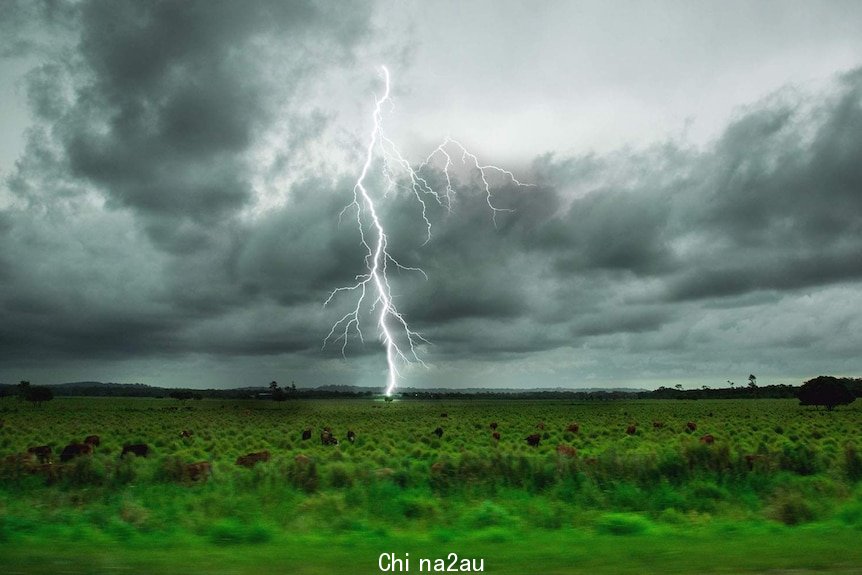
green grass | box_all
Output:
[1,396,861,573]
[4,525,862,574]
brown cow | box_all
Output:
[433,427,444,438]
[321,430,339,446]
[301,428,312,441]
[653,421,665,429]
[626,424,637,435]
[235,451,271,467]
[556,444,577,458]
[60,443,93,463]
[347,430,356,443]
[27,445,52,464]
[84,435,100,447]
[566,422,580,434]
[686,421,697,432]
[490,422,498,430]
[120,443,150,458]
[536,421,546,430]
[185,461,212,482]
[699,434,715,445]
[492,431,501,441]
[526,433,541,447]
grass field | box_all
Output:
[1,397,861,573]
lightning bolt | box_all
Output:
[323,66,531,396]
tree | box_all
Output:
[748,374,758,388]
[17,380,31,399]
[798,376,856,411]
[25,386,53,407]
[269,381,286,402]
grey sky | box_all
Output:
[1,0,861,389]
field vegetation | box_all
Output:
[1,397,861,573]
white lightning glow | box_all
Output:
[323,66,531,396]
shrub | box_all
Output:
[767,491,816,525]
[595,512,653,535]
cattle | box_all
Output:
[236,451,271,467]
[686,421,697,432]
[84,435,100,447]
[120,443,150,458]
[626,424,637,435]
[566,422,580,434]
[699,434,715,445]
[653,421,665,429]
[294,454,311,466]
[180,430,194,438]
[556,444,577,458]
[433,427,444,438]
[60,443,93,463]
[301,428,312,441]
[27,445,52,464]
[536,421,545,430]
[526,433,541,447]
[347,430,356,443]
[440,413,448,418]
[321,430,339,446]
[184,461,212,482]
[492,431,501,442]
[490,422,498,430]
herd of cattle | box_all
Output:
[2,418,722,484]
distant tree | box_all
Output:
[269,380,286,402]
[798,376,856,411]
[169,391,197,400]
[727,380,735,388]
[674,384,683,391]
[25,386,53,407]
[748,374,758,388]
[17,380,31,399]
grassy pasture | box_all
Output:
[1,397,861,573]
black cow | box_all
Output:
[302,428,312,441]
[490,422,498,430]
[347,430,356,443]
[321,430,339,446]
[433,427,444,438]
[492,432,501,442]
[121,443,150,458]
[60,443,93,463]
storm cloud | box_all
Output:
[0,0,860,388]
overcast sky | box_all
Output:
[1,0,861,390]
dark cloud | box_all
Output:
[0,2,860,387]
